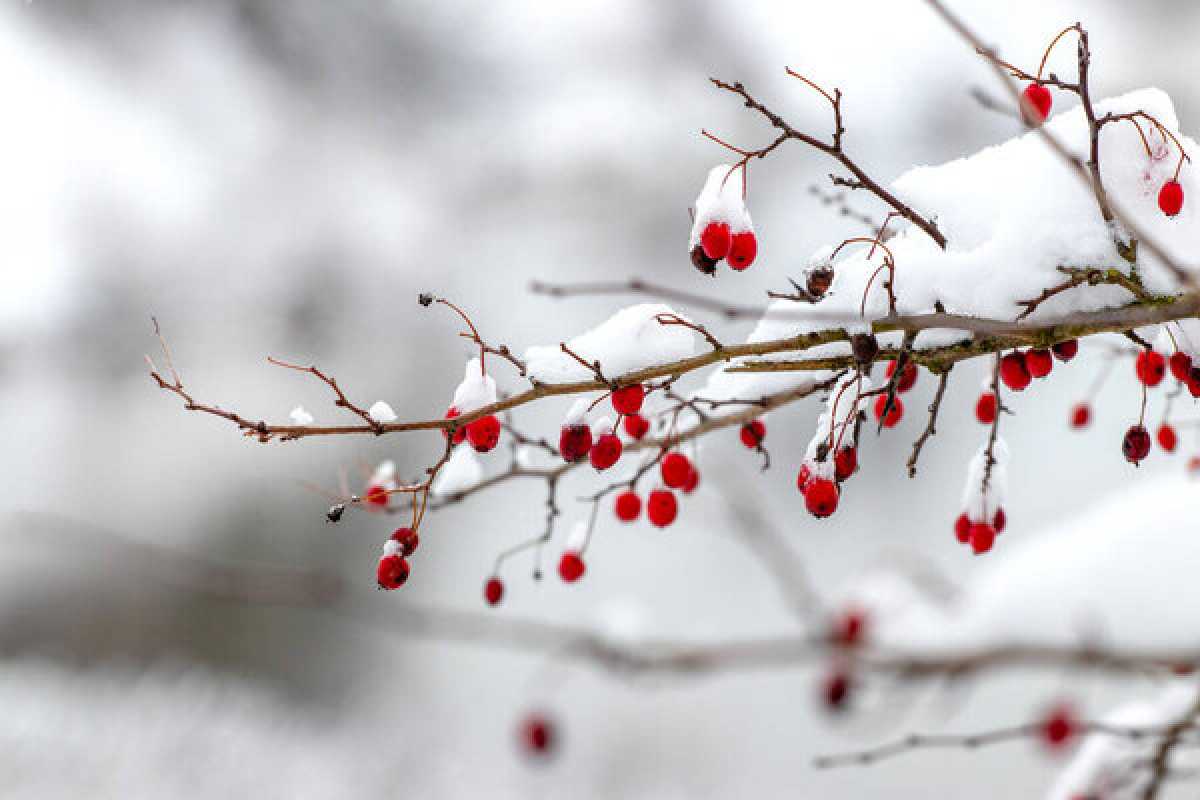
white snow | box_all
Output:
[431,446,483,496]
[523,303,703,384]
[367,401,397,423]
[687,163,754,248]
[288,405,314,426]
[450,357,498,412]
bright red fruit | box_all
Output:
[969,523,996,555]
[1026,348,1053,379]
[873,394,904,427]
[1170,351,1194,383]
[660,452,693,489]
[443,407,467,444]
[796,463,812,494]
[833,609,866,647]
[1159,180,1184,217]
[623,413,649,440]
[614,490,641,522]
[954,513,971,544]
[823,671,850,711]
[727,231,757,270]
[805,478,839,518]
[1158,423,1178,453]
[1135,350,1166,387]
[1021,83,1052,124]
[993,508,1007,533]
[886,360,918,393]
[558,551,586,583]
[390,527,419,557]
[646,489,678,527]
[484,577,504,606]
[467,414,501,452]
[1000,352,1032,391]
[559,424,593,462]
[682,465,700,494]
[377,554,410,590]
[740,419,766,448]
[1041,705,1076,749]
[1123,425,1152,464]
[520,713,555,756]
[1052,339,1079,362]
[834,446,857,482]
[1070,403,1091,429]
[700,221,731,260]
[364,484,390,507]
[975,392,997,425]
[611,384,645,416]
[589,433,623,471]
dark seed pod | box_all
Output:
[806,264,835,298]
[850,333,879,364]
[326,503,346,523]
[690,244,718,276]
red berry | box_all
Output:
[1190,376,1200,399]
[660,452,692,489]
[466,414,501,452]
[1070,403,1091,429]
[484,577,504,606]
[682,465,700,494]
[1135,350,1166,387]
[1000,352,1031,391]
[1041,705,1076,749]
[1123,425,1152,464]
[740,419,766,449]
[873,393,904,427]
[1170,351,1194,383]
[969,522,996,555]
[805,478,839,518]
[1158,423,1178,453]
[558,551,586,583]
[1189,455,1200,475]
[611,384,645,416]
[377,554,410,590]
[975,392,997,425]
[796,463,812,494]
[614,490,641,522]
[364,484,390,507]
[520,713,555,756]
[646,489,678,527]
[727,231,757,270]
[833,609,866,647]
[390,527,419,557]
[700,221,731,260]
[1026,349,1053,379]
[588,433,623,471]
[886,360,918,393]
[559,424,593,462]
[443,407,467,444]
[954,513,971,544]
[1159,180,1184,217]
[623,413,649,440]
[1052,339,1079,362]
[1021,83,1052,124]
[993,508,1007,533]
[834,446,857,482]
[822,671,851,711]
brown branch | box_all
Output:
[266,356,382,433]
[1016,266,1160,321]
[907,367,952,478]
[656,312,723,351]
[707,75,947,249]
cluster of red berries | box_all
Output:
[377,526,420,590]
[971,341,1078,425]
[797,444,858,520]
[692,221,758,273]
[819,608,868,712]
[444,405,501,453]
[610,450,700,531]
[953,508,1007,555]
[560,384,651,472]
[872,360,919,427]
[1121,348,1197,465]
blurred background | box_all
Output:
[3,0,1198,796]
